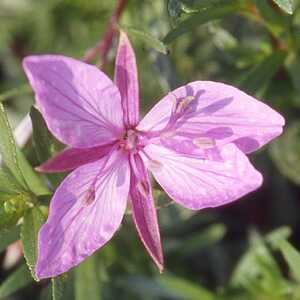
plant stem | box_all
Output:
[83,0,128,68]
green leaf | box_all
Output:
[163,2,239,44]
[253,0,288,36]
[270,122,300,186]
[231,230,285,297]
[75,254,100,300]
[0,263,33,299]
[30,107,63,164]
[52,274,72,300]
[126,28,168,54]
[159,274,215,300]
[0,226,20,253]
[238,50,286,96]
[265,226,292,246]
[275,240,300,282]
[0,103,49,196]
[272,0,294,14]
[17,149,50,196]
[21,206,46,281]
[30,106,65,188]
[0,166,24,195]
[0,103,28,190]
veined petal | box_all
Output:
[141,143,263,210]
[36,144,113,173]
[23,55,124,148]
[129,154,163,272]
[36,149,130,279]
[138,81,285,153]
[115,31,139,128]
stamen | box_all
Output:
[82,185,96,206]
[169,92,178,106]
[193,137,216,149]
[175,96,195,114]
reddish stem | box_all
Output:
[83,0,128,67]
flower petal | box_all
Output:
[141,143,263,210]
[138,81,285,153]
[115,31,139,128]
[23,55,124,148]
[129,154,163,272]
[36,149,130,279]
[36,144,113,173]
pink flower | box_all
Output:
[23,31,284,279]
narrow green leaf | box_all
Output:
[21,206,46,280]
[270,122,300,186]
[266,226,292,246]
[0,103,28,190]
[276,240,300,282]
[0,166,24,195]
[159,274,215,300]
[17,149,50,195]
[163,2,239,44]
[231,230,283,290]
[0,226,20,253]
[52,274,72,300]
[75,254,100,300]
[0,263,33,299]
[0,103,49,196]
[253,0,288,36]
[126,28,168,54]
[30,106,65,188]
[30,107,63,163]
[272,0,294,14]
[238,50,286,96]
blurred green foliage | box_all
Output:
[1,0,300,299]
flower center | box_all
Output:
[119,129,141,152]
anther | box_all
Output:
[193,137,216,149]
[175,96,195,114]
